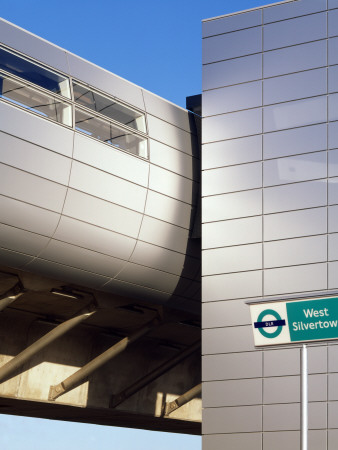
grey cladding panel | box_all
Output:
[202,216,262,249]
[203,378,262,407]
[138,216,189,254]
[202,53,262,91]
[328,177,338,205]
[202,352,262,381]
[203,108,262,142]
[0,102,73,157]
[202,270,262,301]
[148,165,193,204]
[263,152,327,187]
[144,190,191,229]
[263,40,327,78]
[130,241,185,276]
[329,9,338,37]
[0,132,71,185]
[0,19,69,73]
[263,0,327,23]
[54,216,136,260]
[0,223,49,256]
[203,80,262,116]
[329,93,338,121]
[263,404,299,431]
[202,162,262,196]
[263,124,327,159]
[328,261,338,289]
[265,431,326,450]
[62,189,142,239]
[329,205,338,232]
[0,248,33,269]
[202,299,251,328]
[203,405,262,434]
[263,13,327,51]
[264,263,327,296]
[203,243,262,276]
[102,278,171,304]
[0,195,60,237]
[202,189,262,222]
[264,374,327,404]
[264,208,327,241]
[202,325,255,354]
[28,258,110,289]
[143,90,191,132]
[202,9,261,37]
[329,66,338,94]
[147,115,196,156]
[264,348,300,377]
[69,161,147,213]
[0,163,67,212]
[329,37,338,65]
[73,134,149,187]
[263,69,327,105]
[39,240,125,278]
[116,263,180,293]
[263,96,327,132]
[203,434,261,450]
[202,134,262,170]
[202,27,262,64]
[329,121,338,149]
[328,233,338,260]
[149,139,193,179]
[264,180,327,213]
[67,53,144,110]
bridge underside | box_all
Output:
[0,267,201,434]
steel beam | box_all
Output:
[164,383,201,416]
[110,341,200,408]
[0,303,96,384]
[0,282,25,312]
[49,315,161,401]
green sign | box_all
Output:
[250,296,338,346]
[287,297,338,342]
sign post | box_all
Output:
[249,295,338,450]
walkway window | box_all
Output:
[75,107,147,158]
[73,82,146,133]
[0,47,71,98]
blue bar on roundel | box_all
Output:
[254,320,286,329]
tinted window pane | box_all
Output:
[73,82,146,133]
[0,47,70,98]
[0,73,71,126]
[75,108,147,158]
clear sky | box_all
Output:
[0,1,274,448]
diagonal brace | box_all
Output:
[164,383,201,416]
[110,340,200,408]
[49,315,161,401]
[0,303,96,384]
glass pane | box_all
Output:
[75,108,147,158]
[0,73,72,126]
[0,47,70,98]
[73,82,146,132]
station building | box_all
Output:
[202,0,338,449]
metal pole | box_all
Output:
[301,344,308,450]
[164,383,201,416]
[110,341,200,408]
[0,304,96,384]
[49,315,161,401]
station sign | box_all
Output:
[250,296,338,346]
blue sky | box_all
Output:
[0,1,274,448]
